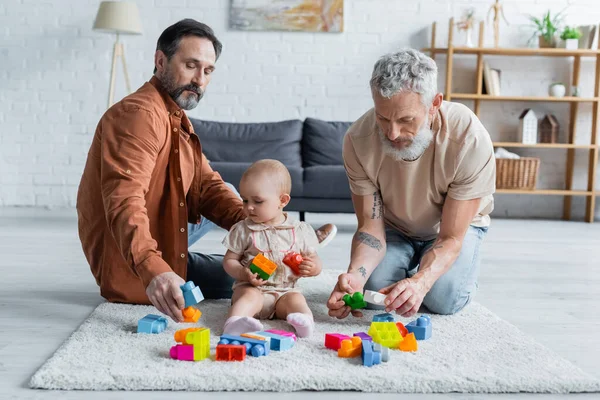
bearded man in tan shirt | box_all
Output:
[327,49,495,319]
[77,19,335,322]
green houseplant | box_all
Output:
[528,10,565,48]
[560,26,582,49]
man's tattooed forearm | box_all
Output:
[355,231,383,251]
[371,191,383,219]
[358,266,367,278]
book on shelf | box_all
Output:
[482,61,501,96]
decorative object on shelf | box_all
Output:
[495,156,540,190]
[527,9,565,48]
[549,82,566,98]
[487,0,508,48]
[571,85,580,97]
[560,26,582,50]
[229,0,344,32]
[539,114,560,144]
[482,61,501,95]
[457,8,476,47]
[518,109,538,145]
[577,25,598,49]
[93,1,143,109]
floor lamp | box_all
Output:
[93,1,142,109]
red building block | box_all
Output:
[216,344,247,361]
[396,322,409,337]
[283,252,303,275]
[325,333,351,350]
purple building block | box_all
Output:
[353,332,372,342]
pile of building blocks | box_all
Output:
[137,314,168,334]
[249,253,278,280]
[180,281,204,322]
[283,251,303,275]
[170,327,210,361]
[324,313,432,367]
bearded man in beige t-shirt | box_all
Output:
[327,49,496,319]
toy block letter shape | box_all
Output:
[283,251,303,275]
[137,314,168,334]
[182,306,201,323]
[180,281,204,307]
[398,332,418,352]
[343,292,367,310]
[325,333,351,350]
[216,344,246,362]
[373,312,395,323]
[170,344,194,361]
[249,253,277,281]
[338,336,362,358]
[353,332,372,342]
[406,315,432,340]
[361,340,382,367]
[219,334,270,357]
[372,342,390,362]
[363,289,386,306]
[368,322,403,348]
[256,331,295,351]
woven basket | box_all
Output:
[496,157,540,190]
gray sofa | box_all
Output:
[190,117,354,220]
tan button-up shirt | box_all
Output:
[77,76,245,304]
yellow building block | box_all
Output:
[338,336,362,358]
[174,327,203,344]
[368,322,403,348]
[398,332,418,352]
[186,328,211,361]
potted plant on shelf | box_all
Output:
[549,82,566,98]
[457,8,476,47]
[528,10,564,48]
[560,26,582,49]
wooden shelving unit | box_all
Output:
[425,18,600,222]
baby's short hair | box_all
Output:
[241,159,292,194]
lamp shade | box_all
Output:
[93,1,142,35]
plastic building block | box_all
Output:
[170,344,194,361]
[282,251,303,275]
[219,334,270,357]
[406,315,432,340]
[174,327,203,344]
[325,333,351,350]
[372,342,390,362]
[398,332,418,352]
[137,314,167,334]
[242,333,271,348]
[265,329,297,342]
[343,292,367,310]
[363,289,386,305]
[249,253,278,280]
[396,322,408,337]
[368,322,403,348]
[353,332,372,342]
[338,336,362,358]
[180,281,204,307]
[255,331,295,351]
[361,340,382,367]
[173,327,210,361]
[373,312,395,322]
[216,344,246,361]
[182,306,201,323]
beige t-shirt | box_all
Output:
[343,101,495,241]
[222,213,319,291]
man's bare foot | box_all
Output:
[315,223,337,248]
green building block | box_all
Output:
[343,292,367,310]
[249,263,271,280]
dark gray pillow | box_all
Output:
[302,117,351,166]
[190,118,303,168]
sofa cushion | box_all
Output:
[302,117,351,167]
[208,161,304,197]
[302,165,351,199]
[191,118,303,168]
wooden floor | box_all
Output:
[0,208,598,400]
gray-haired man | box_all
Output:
[326,49,495,319]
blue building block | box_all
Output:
[372,342,390,362]
[219,334,270,357]
[406,315,432,340]
[373,312,395,322]
[181,281,204,307]
[137,314,168,334]
[255,331,294,351]
[361,340,382,367]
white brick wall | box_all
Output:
[1,0,600,220]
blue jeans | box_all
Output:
[185,183,237,299]
[364,225,488,315]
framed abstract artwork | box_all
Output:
[230,0,344,32]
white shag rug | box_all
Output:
[30,270,600,393]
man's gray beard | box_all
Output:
[378,118,433,162]
[159,67,204,110]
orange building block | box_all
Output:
[396,322,408,337]
[283,252,303,275]
[216,344,246,361]
[398,332,418,352]
[338,336,362,358]
[174,327,203,344]
[182,306,202,323]
[249,253,278,280]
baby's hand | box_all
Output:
[299,248,322,277]
[244,268,268,287]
